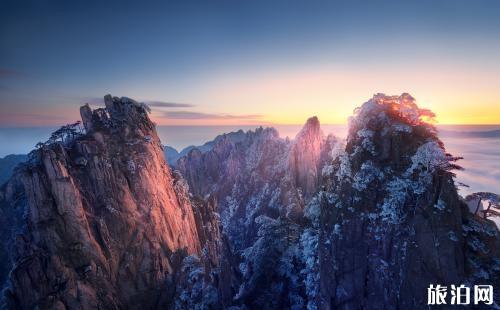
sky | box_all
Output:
[1,0,500,126]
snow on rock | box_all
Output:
[1,93,497,309]
[175,117,337,307]
[177,118,336,253]
[317,93,499,309]
[406,141,453,175]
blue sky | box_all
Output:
[1,0,500,125]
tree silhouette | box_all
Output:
[45,121,84,146]
[465,192,500,219]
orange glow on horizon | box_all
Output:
[1,63,499,127]
[152,63,500,126]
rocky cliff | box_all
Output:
[175,93,499,309]
[0,95,202,309]
[315,93,499,309]
[0,93,498,310]
[163,130,247,166]
[289,116,334,199]
[177,118,335,252]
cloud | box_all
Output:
[146,101,194,108]
[163,111,262,120]
[14,113,71,121]
[78,97,194,108]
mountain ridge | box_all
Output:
[1,95,204,308]
[0,93,498,309]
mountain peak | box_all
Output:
[2,94,202,308]
[296,116,321,140]
[1,93,497,309]
[317,94,497,308]
[81,94,153,134]
[289,116,330,198]
[358,92,435,127]
[305,115,320,127]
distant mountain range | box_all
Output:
[0,131,245,185]
[3,129,500,175]
[0,154,28,185]
[163,129,247,166]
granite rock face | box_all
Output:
[175,93,499,309]
[177,119,335,252]
[0,93,498,310]
[316,93,499,309]
[1,96,201,309]
[289,116,330,199]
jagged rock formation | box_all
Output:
[0,95,202,309]
[171,194,239,310]
[0,93,498,310]
[175,93,499,309]
[289,116,332,199]
[177,126,300,261]
[177,118,335,252]
[315,93,499,309]
[175,117,336,307]
[164,130,247,166]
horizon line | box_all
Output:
[2,123,500,129]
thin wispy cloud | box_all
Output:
[163,111,262,120]
[146,101,194,108]
[9,113,70,121]
[0,112,72,127]
[79,97,194,108]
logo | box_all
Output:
[428,284,493,305]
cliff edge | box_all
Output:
[1,95,201,309]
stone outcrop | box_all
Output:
[316,93,499,309]
[289,116,335,198]
[177,120,335,252]
[174,93,499,309]
[0,93,498,309]
[174,119,336,308]
[1,95,201,309]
